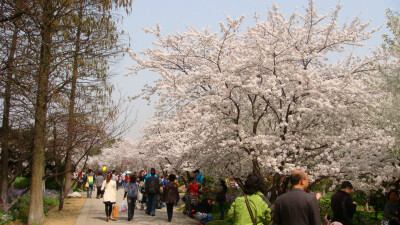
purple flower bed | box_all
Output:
[0,188,59,224]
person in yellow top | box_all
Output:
[227,173,272,225]
[174,179,180,187]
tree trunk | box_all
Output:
[269,173,283,204]
[63,1,83,200]
[28,0,53,224]
[0,24,18,206]
[251,158,270,195]
[58,186,64,211]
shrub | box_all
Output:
[0,189,59,224]
[13,177,30,190]
[45,178,60,190]
[43,189,59,207]
[0,210,14,224]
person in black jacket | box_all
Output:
[331,181,357,225]
[145,168,160,216]
[163,174,180,222]
[216,180,227,220]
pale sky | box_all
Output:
[111,0,399,140]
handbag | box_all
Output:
[244,194,257,225]
[85,182,89,188]
[120,201,127,212]
[112,205,119,218]
[137,190,143,201]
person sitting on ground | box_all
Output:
[194,198,214,225]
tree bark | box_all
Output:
[0,24,18,206]
[28,0,53,224]
[63,0,83,204]
[251,158,270,194]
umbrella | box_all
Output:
[122,171,132,176]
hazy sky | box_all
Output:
[112,0,399,140]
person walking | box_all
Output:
[216,179,228,220]
[145,168,160,216]
[112,170,119,191]
[139,170,147,210]
[123,173,139,221]
[86,169,95,198]
[96,172,104,199]
[101,173,117,222]
[273,170,321,225]
[331,181,357,225]
[163,174,180,222]
[227,173,272,225]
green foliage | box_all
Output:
[309,178,334,193]
[318,194,333,219]
[72,182,79,192]
[13,177,31,189]
[369,190,386,217]
[199,175,218,202]
[0,210,14,224]
[353,191,368,206]
[45,178,60,190]
[353,210,384,225]
[17,202,29,223]
[205,203,232,225]
[0,189,59,224]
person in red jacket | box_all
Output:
[183,177,199,217]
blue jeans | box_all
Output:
[146,193,158,215]
[87,185,93,197]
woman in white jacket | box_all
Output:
[101,173,117,222]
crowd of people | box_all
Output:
[72,168,400,225]
[73,168,185,222]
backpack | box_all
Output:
[126,182,139,198]
[87,175,94,186]
[146,176,160,194]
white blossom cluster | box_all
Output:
[86,139,154,172]
[127,1,399,191]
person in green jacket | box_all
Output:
[227,173,272,225]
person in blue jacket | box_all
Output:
[193,169,203,186]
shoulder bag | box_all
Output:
[244,194,257,225]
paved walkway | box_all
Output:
[75,189,198,225]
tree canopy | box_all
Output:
[129,1,399,196]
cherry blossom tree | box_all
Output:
[129,1,399,200]
[381,9,400,151]
[86,138,155,172]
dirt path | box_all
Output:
[44,195,87,225]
